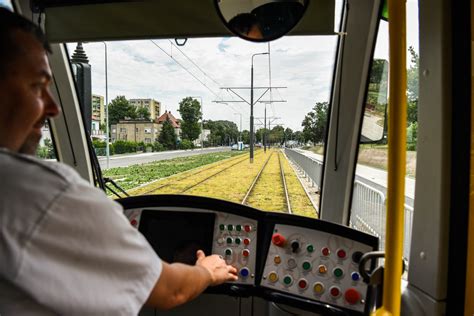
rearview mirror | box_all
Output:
[215,0,308,42]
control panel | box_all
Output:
[261,224,371,313]
[213,213,258,285]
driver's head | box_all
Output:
[0,8,60,155]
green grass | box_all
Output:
[103,151,246,191]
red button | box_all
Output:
[298,279,308,289]
[330,286,341,298]
[130,219,138,226]
[322,247,330,256]
[272,233,286,247]
[244,238,251,245]
[242,249,250,257]
[344,288,361,305]
[244,225,252,232]
[337,249,347,259]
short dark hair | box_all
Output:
[0,7,51,77]
[228,13,260,36]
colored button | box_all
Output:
[227,224,234,231]
[226,237,233,244]
[268,271,279,282]
[352,251,363,263]
[225,248,232,256]
[302,261,312,271]
[298,279,308,290]
[337,249,347,259]
[274,255,282,264]
[240,267,250,278]
[283,275,293,286]
[333,267,344,278]
[242,249,250,257]
[130,219,138,226]
[290,240,300,253]
[345,288,361,305]
[287,258,297,269]
[313,282,325,294]
[272,233,286,247]
[244,225,252,232]
[219,224,225,231]
[351,272,360,281]
[318,265,327,274]
[235,237,241,245]
[217,238,225,245]
[322,247,330,256]
[307,244,314,253]
[243,238,251,245]
[236,225,242,232]
[330,286,341,298]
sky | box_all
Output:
[66,0,419,132]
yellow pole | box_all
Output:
[374,0,406,315]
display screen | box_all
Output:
[139,210,215,265]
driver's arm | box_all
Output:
[145,250,238,310]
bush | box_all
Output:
[152,142,165,152]
[178,139,194,150]
[113,140,138,154]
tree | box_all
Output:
[108,96,136,126]
[204,120,239,146]
[136,106,151,121]
[302,102,328,144]
[241,130,250,144]
[284,128,293,141]
[178,97,202,141]
[293,131,305,144]
[407,46,419,125]
[269,125,285,145]
[159,118,177,150]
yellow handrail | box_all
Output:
[373,0,406,315]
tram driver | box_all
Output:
[0,8,238,315]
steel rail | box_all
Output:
[241,151,274,205]
[278,151,292,214]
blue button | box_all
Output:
[240,267,250,278]
[351,272,360,281]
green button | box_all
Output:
[236,225,242,231]
[235,238,241,245]
[333,268,344,278]
[227,237,233,244]
[283,276,293,285]
[302,261,312,271]
[227,224,234,231]
[219,224,225,231]
[307,244,314,253]
[225,249,232,256]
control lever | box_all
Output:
[358,251,407,311]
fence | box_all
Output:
[285,148,415,261]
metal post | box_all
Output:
[264,104,267,153]
[250,52,268,163]
[104,42,109,169]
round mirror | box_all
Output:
[215,0,308,42]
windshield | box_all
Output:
[66,23,341,218]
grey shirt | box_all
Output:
[0,148,162,315]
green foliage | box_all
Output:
[178,139,194,150]
[293,131,305,144]
[269,125,285,145]
[284,128,293,141]
[241,130,250,144]
[152,142,165,152]
[178,97,202,141]
[36,139,55,159]
[136,106,151,121]
[205,120,239,146]
[159,119,178,150]
[407,46,419,103]
[113,140,138,154]
[103,151,246,191]
[302,102,328,144]
[407,122,418,151]
[108,96,137,127]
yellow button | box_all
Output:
[274,255,282,264]
[313,282,325,294]
[318,265,327,274]
[268,272,279,282]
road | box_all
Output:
[295,149,415,206]
[98,147,231,169]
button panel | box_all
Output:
[213,213,258,285]
[262,224,372,313]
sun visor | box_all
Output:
[42,0,335,43]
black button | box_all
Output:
[352,251,363,263]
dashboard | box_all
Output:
[119,195,378,316]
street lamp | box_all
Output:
[191,96,203,149]
[250,52,269,163]
[234,113,242,141]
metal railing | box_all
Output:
[285,148,415,262]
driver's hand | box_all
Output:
[195,250,238,286]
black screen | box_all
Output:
[139,210,215,265]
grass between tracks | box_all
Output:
[104,151,245,192]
